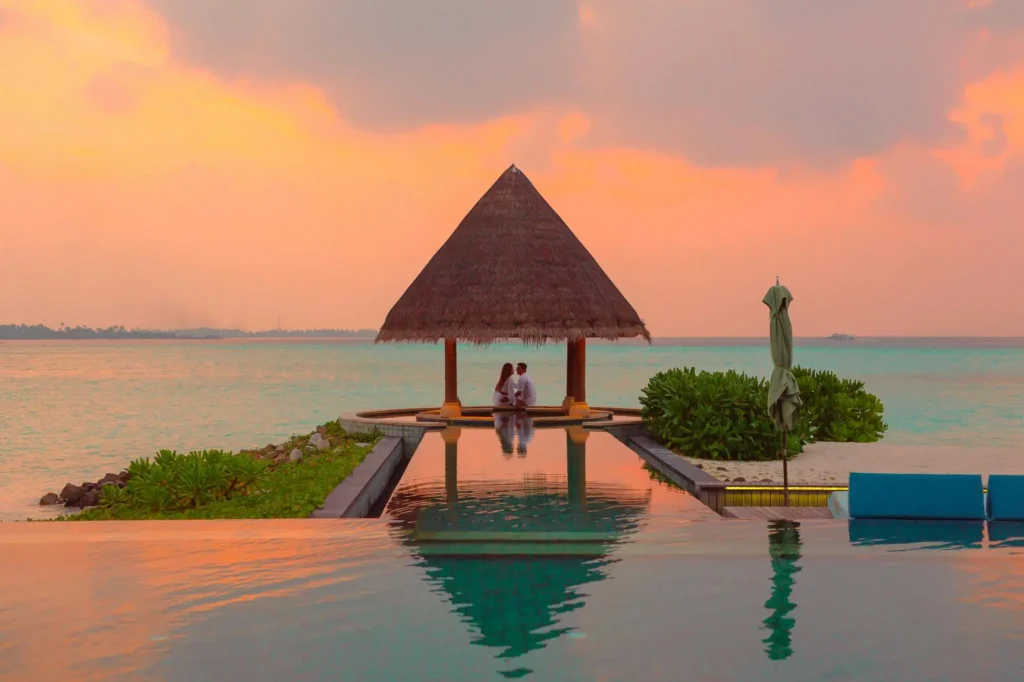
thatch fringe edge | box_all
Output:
[375,324,652,346]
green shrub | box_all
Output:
[640,366,886,461]
[639,367,800,462]
[102,449,270,513]
[792,367,887,443]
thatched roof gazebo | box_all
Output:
[376,164,650,417]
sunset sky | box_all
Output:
[2,0,1023,336]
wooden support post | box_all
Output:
[569,339,590,417]
[567,426,588,510]
[562,340,576,411]
[442,427,461,518]
[440,339,461,417]
[575,339,587,403]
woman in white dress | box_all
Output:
[492,362,516,407]
[494,413,516,457]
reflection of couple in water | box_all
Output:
[494,412,535,458]
[492,362,538,408]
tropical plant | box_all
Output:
[126,463,176,512]
[640,368,797,462]
[640,365,886,461]
[223,452,270,494]
[172,451,226,508]
[127,457,153,479]
[99,483,129,507]
[154,449,179,470]
[792,367,887,443]
[109,449,269,512]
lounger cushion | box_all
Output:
[987,475,1024,521]
[848,472,985,520]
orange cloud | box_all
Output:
[939,67,1024,184]
[1,0,1023,336]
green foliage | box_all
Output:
[101,449,264,513]
[99,484,128,506]
[640,368,798,462]
[640,366,886,461]
[792,367,887,443]
[127,457,153,479]
[65,429,380,521]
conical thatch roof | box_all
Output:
[376,165,651,345]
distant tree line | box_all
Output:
[0,324,176,339]
[174,328,379,338]
[0,324,378,340]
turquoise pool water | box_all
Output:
[2,338,1022,522]
[382,425,719,540]
[3,518,1024,681]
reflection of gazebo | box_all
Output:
[386,427,649,676]
[418,553,615,669]
[375,164,650,418]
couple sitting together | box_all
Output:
[492,362,538,408]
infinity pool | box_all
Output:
[4,519,1024,681]
[4,426,1024,681]
[382,424,720,542]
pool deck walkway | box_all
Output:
[722,506,834,520]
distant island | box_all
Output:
[827,333,855,341]
[173,327,379,339]
[0,324,378,340]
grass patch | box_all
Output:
[61,424,382,520]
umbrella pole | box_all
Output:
[782,427,789,507]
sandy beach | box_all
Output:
[682,442,1024,485]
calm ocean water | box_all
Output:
[1,338,1022,522]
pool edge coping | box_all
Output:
[311,437,404,518]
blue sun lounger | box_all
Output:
[987,475,1024,521]
[848,472,986,520]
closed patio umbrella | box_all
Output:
[764,278,801,505]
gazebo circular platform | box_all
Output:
[355,406,641,428]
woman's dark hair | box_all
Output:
[495,362,514,391]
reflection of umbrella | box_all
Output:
[764,278,801,505]
[762,520,803,661]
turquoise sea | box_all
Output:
[1,338,1022,522]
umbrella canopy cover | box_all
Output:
[763,283,801,430]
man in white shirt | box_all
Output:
[516,415,535,456]
[514,362,538,407]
